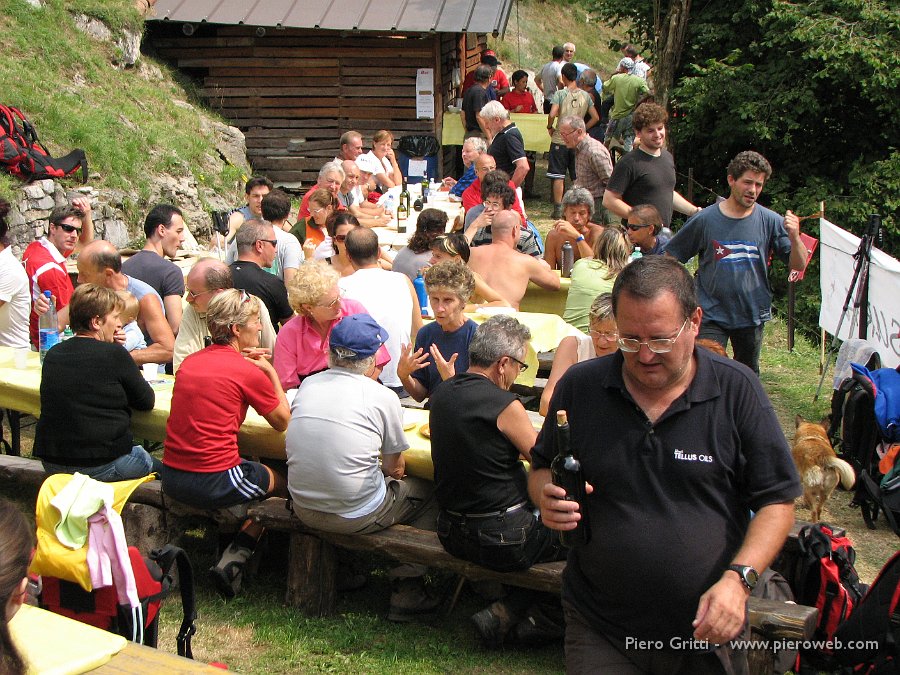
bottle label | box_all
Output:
[39,328,60,354]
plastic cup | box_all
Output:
[142,363,158,379]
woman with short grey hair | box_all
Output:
[429,315,565,646]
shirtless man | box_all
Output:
[468,210,560,309]
[543,186,605,270]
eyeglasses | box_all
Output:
[186,287,214,301]
[503,355,529,372]
[55,223,82,234]
[625,223,651,231]
[482,200,503,210]
[559,127,578,138]
[316,292,342,309]
[334,234,348,243]
[311,206,332,215]
[589,329,619,342]
[617,319,689,354]
[257,238,278,247]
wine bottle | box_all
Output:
[397,178,410,233]
[551,410,591,547]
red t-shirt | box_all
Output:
[501,91,538,114]
[163,345,281,473]
[23,238,74,349]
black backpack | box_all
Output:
[792,523,868,671]
[0,104,88,183]
[833,550,900,674]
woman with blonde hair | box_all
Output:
[563,227,630,333]
[364,130,404,190]
[163,288,291,600]
[273,261,390,391]
[0,498,34,675]
[541,293,618,416]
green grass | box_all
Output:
[491,0,625,78]
[0,0,243,216]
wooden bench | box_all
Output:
[248,497,818,673]
[0,455,246,551]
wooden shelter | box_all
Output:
[144,0,513,187]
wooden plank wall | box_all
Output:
[147,24,470,188]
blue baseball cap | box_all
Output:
[329,314,388,359]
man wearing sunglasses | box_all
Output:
[531,256,800,673]
[23,199,94,349]
[230,220,294,332]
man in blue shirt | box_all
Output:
[664,151,807,373]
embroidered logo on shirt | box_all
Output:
[673,449,714,463]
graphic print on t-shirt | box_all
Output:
[712,240,762,266]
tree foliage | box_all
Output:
[589,0,899,337]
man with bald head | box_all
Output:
[76,240,175,365]
[338,159,391,227]
[468,210,560,309]
[173,258,276,372]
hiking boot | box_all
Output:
[551,204,563,219]
[208,541,253,600]
[471,601,515,649]
[387,578,442,622]
[511,612,565,647]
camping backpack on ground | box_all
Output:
[40,544,197,658]
[792,523,868,671]
[828,340,882,469]
[0,104,88,182]
[832,550,900,674]
[845,364,900,536]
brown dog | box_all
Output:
[792,416,856,522]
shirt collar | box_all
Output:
[39,237,67,263]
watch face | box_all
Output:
[745,567,759,588]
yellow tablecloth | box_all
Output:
[11,604,127,675]
[0,315,569,479]
[519,272,571,317]
[373,189,463,250]
[441,111,552,153]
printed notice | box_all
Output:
[416,68,434,119]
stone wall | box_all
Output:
[5,182,129,258]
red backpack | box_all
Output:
[0,104,88,182]
[40,544,197,658]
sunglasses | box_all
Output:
[626,223,651,231]
[257,238,278,247]
[56,223,82,234]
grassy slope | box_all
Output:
[0,0,242,216]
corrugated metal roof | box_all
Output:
[147,0,513,35]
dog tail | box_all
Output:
[825,456,856,490]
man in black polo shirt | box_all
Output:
[481,100,529,187]
[230,220,293,331]
[530,255,801,673]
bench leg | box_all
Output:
[286,532,337,616]
[122,503,171,553]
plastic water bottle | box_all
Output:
[560,241,574,278]
[38,291,59,363]
[630,246,643,263]
[413,271,429,318]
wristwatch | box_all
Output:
[727,564,759,591]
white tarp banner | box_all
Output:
[819,218,900,367]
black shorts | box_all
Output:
[546,142,576,180]
[161,460,270,509]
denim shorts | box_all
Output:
[437,503,563,572]
[42,445,160,483]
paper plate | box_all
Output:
[419,423,431,438]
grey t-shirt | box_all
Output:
[663,203,792,329]
[285,369,409,518]
[391,247,432,281]
[121,250,184,301]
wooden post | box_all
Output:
[687,167,694,206]
[788,282,795,351]
[285,532,337,616]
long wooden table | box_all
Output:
[0,311,576,479]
